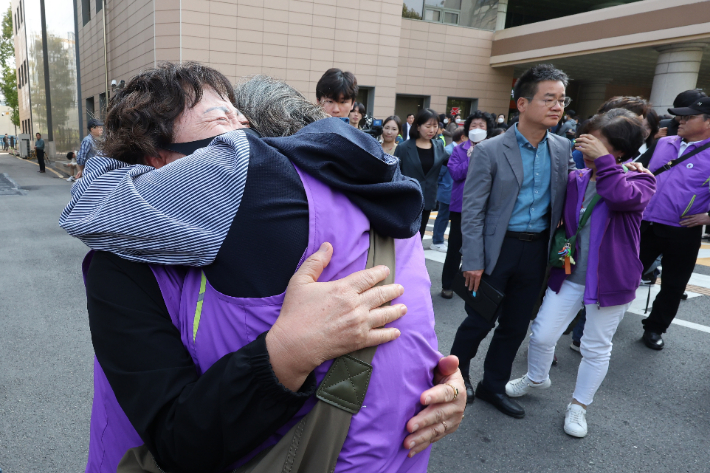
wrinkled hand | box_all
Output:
[75,169,83,179]
[624,162,653,176]
[463,270,483,293]
[266,242,407,391]
[574,134,609,160]
[404,356,466,457]
[655,127,668,139]
[680,213,710,228]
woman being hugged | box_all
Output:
[505,109,656,438]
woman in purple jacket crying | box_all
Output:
[504,109,656,438]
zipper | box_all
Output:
[681,195,696,217]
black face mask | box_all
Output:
[160,128,261,156]
[161,135,222,156]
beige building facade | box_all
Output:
[15,0,710,147]
[75,0,513,126]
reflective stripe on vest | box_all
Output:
[193,271,207,342]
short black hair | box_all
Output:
[581,108,644,161]
[316,68,358,102]
[513,64,569,101]
[463,110,496,137]
[408,108,438,140]
[351,102,366,116]
[66,151,75,159]
[36,133,41,136]
[406,113,414,118]
[488,127,505,137]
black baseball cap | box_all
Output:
[668,96,710,116]
[88,118,104,130]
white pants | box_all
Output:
[527,280,629,406]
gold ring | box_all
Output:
[442,421,448,431]
[445,383,458,401]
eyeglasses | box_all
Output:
[678,115,700,122]
[524,97,572,108]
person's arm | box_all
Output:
[87,251,316,473]
[447,144,469,182]
[60,131,252,266]
[461,143,492,273]
[89,246,408,473]
[595,154,656,212]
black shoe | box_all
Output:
[440,289,454,299]
[642,330,664,350]
[463,376,475,404]
[475,381,525,418]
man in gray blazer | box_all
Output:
[450,64,575,418]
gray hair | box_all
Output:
[233,75,328,137]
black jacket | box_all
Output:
[395,138,448,211]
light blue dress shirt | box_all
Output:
[507,124,552,232]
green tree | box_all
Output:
[402,3,423,19]
[0,7,19,129]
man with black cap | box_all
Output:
[637,89,707,166]
[640,96,710,350]
[76,118,103,179]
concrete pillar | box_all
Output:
[495,0,508,31]
[649,42,706,114]
[575,79,612,120]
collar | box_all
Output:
[513,123,548,149]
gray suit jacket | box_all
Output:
[461,126,575,274]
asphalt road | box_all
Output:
[1,153,709,472]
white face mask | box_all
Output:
[444,118,449,124]
[469,128,487,143]
[497,117,504,123]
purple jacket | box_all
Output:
[447,139,472,213]
[644,135,710,227]
[548,155,656,306]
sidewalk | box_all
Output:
[5,150,74,179]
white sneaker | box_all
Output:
[66,177,75,182]
[505,374,551,397]
[564,403,588,438]
[429,243,448,253]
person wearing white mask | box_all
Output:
[440,111,496,299]
[496,114,508,130]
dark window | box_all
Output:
[86,97,95,127]
[99,93,106,120]
[96,0,102,13]
[14,12,17,33]
[19,0,23,24]
[82,0,91,26]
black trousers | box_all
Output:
[639,222,701,333]
[441,211,462,290]
[36,149,45,172]
[419,210,431,239]
[450,235,548,394]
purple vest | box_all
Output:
[85,167,441,472]
[644,135,710,227]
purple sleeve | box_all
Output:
[595,154,656,212]
[447,144,469,182]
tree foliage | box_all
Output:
[0,7,19,128]
[402,4,423,20]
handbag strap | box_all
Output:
[653,141,710,177]
[234,230,396,473]
[576,193,601,232]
